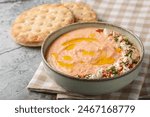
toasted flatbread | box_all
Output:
[11,4,74,47]
[63,2,97,22]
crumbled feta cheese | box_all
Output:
[85,29,140,79]
[118,36,123,42]
[89,74,97,79]
[103,28,111,36]
[96,68,103,78]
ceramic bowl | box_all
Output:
[41,22,144,95]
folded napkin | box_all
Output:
[27,62,146,100]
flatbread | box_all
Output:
[63,2,97,22]
[11,4,74,47]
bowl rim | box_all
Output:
[41,22,144,82]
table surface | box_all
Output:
[0,0,61,100]
[1,0,150,100]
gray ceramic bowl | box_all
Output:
[41,22,144,95]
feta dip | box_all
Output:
[46,27,140,79]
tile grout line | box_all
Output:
[0,0,31,4]
[0,46,22,56]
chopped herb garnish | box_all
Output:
[125,50,133,57]
[132,59,138,64]
[121,60,129,66]
[107,66,118,75]
[121,61,126,65]
[124,37,133,46]
[114,37,118,42]
[119,46,122,49]
[114,35,119,42]
[129,46,135,49]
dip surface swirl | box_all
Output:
[46,28,140,79]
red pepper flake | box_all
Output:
[108,72,112,77]
[118,66,123,72]
[128,64,133,69]
[96,29,103,33]
[108,33,113,36]
[102,71,107,77]
[102,74,107,78]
